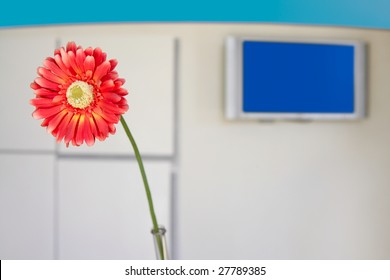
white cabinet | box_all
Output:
[0,154,55,259]
[58,159,172,259]
[0,30,56,259]
[0,30,56,151]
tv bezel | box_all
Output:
[225,36,367,121]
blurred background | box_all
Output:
[0,23,390,260]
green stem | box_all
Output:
[120,116,165,260]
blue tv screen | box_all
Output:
[243,41,354,113]
[242,41,355,114]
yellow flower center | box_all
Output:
[66,81,94,109]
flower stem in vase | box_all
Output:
[120,116,166,260]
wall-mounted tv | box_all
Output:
[225,36,366,121]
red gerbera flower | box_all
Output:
[30,41,129,147]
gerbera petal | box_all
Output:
[117,98,129,114]
[118,97,129,106]
[115,88,128,96]
[54,54,72,76]
[30,82,41,90]
[47,109,68,134]
[101,92,121,103]
[114,78,126,88]
[60,48,71,68]
[84,47,93,56]
[55,112,73,143]
[118,104,129,114]
[40,115,53,127]
[93,47,104,66]
[84,55,95,71]
[99,98,128,115]
[38,67,65,84]
[108,123,116,134]
[99,99,121,112]
[75,114,87,146]
[100,110,120,123]
[67,51,82,76]
[43,58,70,80]
[76,48,86,73]
[35,77,60,91]
[92,112,109,140]
[32,104,63,119]
[101,71,119,83]
[33,88,58,98]
[66,42,77,53]
[100,80,115,92]
[84,56,95,79]
[93,61,110,82]
[52,95,65,103]
[64,114,80,147]
[88,114,98,138]
[30,98,59,108]
[82,115,95,146]
[109,59,118,71]
[101,52,107,64]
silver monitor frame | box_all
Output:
[225,36,367,121]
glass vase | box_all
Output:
[151,226,169,260]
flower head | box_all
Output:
[30,42,129,147]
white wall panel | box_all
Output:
[0,30,56,151]
[0,154,55,259]
[58,159,172,259]
[57,35,175,156]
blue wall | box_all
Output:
[2,0,389,29]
